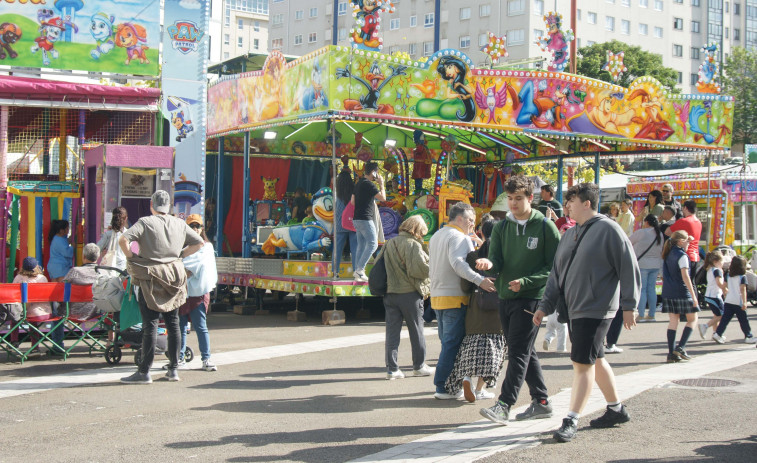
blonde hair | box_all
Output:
[399,215,428,240]
[19,266,43,278]
[662,230,689,260]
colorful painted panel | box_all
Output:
[206,46,734,151]
[0,0,159,75]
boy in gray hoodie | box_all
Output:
[534,183,641,443]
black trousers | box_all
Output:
[137,290,181,374]
[497,298,548,406]
[605,308,625,346]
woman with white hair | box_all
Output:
[63,243,104,321]
[382,215,433,380]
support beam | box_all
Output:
[216,136,225,255]
[242,132,251,258]
[556,156,564,203]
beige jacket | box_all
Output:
[127,257,187,313]
[382,231,430,298]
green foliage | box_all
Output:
[575,40,679,92]
[513,161,601,185]
[722,47,757,145]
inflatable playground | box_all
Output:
[205,45,734,318]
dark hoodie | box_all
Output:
[487,209,560,300]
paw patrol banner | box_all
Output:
[162,0,209,220]
[0,0,160,75]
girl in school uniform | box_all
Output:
[712,256,757,344]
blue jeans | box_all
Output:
[334,229,357,277]
[353,219,377,273]
[433,306,466,393]
[179,302,211,361]
[637,268,659,317]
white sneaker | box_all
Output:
[411,364,434,376]
[745,335,757,344]
[557,348,569,354]
[162,359,187,370]
[353,271,368,282]
[434,390,463,400]
[605,344,624,353]
[543,338,552,351]
[202,359,218,371]
[698,323,709,340]
[712,333,726,344]
[386,370,405,380]
[475,389,496,400]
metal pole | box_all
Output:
[242,131,251,258]
[595,152,601,210]
[216,136,225,255]
[556,155,564,203]
[433,0,441,52]
[331,116,337,279]
[0,106,8,283]
[59,109,67,181]
[570,0,577,74]
[332,0,339,45]
[706,153,713,246]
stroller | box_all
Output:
[93,266,193,366]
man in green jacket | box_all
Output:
[476,175,561,425]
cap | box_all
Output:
[22,257,38,272]
[186,214,203,226]
[151,190,171,214]
[490,193,509,213]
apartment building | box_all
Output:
[214,0,271,63]
[266,0,755,93]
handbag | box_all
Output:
[554,220,596,323]
[99,231,120,267]
[469,288,499,312]
[341,202,356,232]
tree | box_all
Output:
[575,40,679,92]
[722,47,757,145]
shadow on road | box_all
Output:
[606,435,757,462]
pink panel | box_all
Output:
[104,145,174,168]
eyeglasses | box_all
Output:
[189,223,202,230]
[662,190,671,193]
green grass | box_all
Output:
[0,13,158,76]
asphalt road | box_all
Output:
[1,298,756,463]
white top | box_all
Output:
[677,254,689,269]
[724,274,747,306]
[705,267,723,298]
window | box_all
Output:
[310,7,318,18]
[606,16,615,31]
[735,2,740,15]
[639,0,648,6]
[409,43,417,55]
[691,47,700,59]
[507,29,525,45]
[410,15,417,27]
[338,1,347,16]
[534,0,544,15]
[726,27,730,39]
[621,19,630,34]
[224,34,229,45]
[533,29,544,40]
[588,12,597,24]
[587,40,596,46]
[238,18,243,30]
[424,13,434,27]
[460,7,471,19]
[654,0,663,10]
[639,23,648,34]
[735,28,740,40]
[309,32,317,43]
[692,0,700,5]
[508,0,525,15]
[654,26,663,38]
[673,44,683,56]
[726,1,729,13]
[254,21,260,32]
[607,0,615,3]
[622,0,630,5]
[692,20,700,32]
[577,9,581,20]
[225,3,230,26]
[294,34,303,45]
[390,18,400,30]
[272,14,284,25]
[477,34,487,47]
[223,52,230,59]
[480,4,492,16]
[271,38,283,49]
[423,41,433,56]
[691,73,698,85]
[253,38,259,50]
[295,10,304,20]
[677,72,683,84]
[237,37,243,47]
[674,0,683,3]
[338,28,347,40]
[460,35,471,48]
[674,18,683,29]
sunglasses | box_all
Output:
[189,223,202,229]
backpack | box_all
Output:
[368,247,388,297]
[693,261,708,287]
[92,266,126,313]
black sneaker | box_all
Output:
[589,405,631,428]
[515,399,553,420]
[554,418,578,442]
[666,353,681,363]
[164,369,181,382]
[120,371,152,384]
[674,346,691,361]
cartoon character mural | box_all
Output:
[536,12,574,72]
[115,22,149,65]
[31,11,66,66]
[89,12,116,60]
[301,58,329,110]
[689,101,731,144]
[335,61,408,114]
[697,43,721,94]
[627,89,674,141]
[414,54,476,122]
[257,51,285,120]
[261,187,334,255]
[0,23,21,60]
[349,0,395,51]
[167,96,198,143]
[517,80,582,130]
[474,81,518,124]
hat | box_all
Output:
[490,193,510,213]
[151,190,171,214]
[186,214,203,226]
[22,257,38,272]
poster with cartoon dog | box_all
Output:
[0,0,159,75]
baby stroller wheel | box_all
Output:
[105,345,122,365]
[184,346,194,363]
[134,349,142,366]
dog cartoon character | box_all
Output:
[115,23,149,65]
[262,187,334,255]
[172,111,194,142]
[89,13,116,60]
[262,177,279,201]
[0,23,22,60]
[30,14,65,66]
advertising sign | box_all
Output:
[0,0,160,75]
[121,171,156,197]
